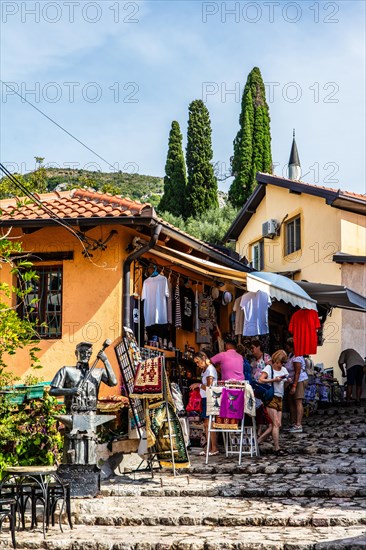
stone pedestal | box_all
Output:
[57,464,101,497]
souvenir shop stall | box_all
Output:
[231,272,347,414]
[121,260,326,454]
[124,251,246,450]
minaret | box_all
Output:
[288,129,301,180]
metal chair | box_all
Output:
[31,482,72,530]
[0,497,16,548]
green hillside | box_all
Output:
[0,167,164,206]
[43,167,164,206]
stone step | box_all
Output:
[72,496,366,528]
[189,457,366,476]
[101,475,365,499]
[1,523,365,549]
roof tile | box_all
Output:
[0,188,153,223]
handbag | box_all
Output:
[251,366,274,406]
[186,387,202,413]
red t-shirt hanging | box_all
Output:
[288,309,320,355]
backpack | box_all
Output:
[304,357,314,376]
[251,366,275,406]
[243,358,252,384]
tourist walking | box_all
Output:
[284,338,308,433]
[338,348,365,405]
[257,350,289,455]
[249,339,272,436]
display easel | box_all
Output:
[115,328,180,477]
[138,345,179,477]
[206,381,259,465]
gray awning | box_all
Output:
[247,272,318,310]
[296,282,366,312]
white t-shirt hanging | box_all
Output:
[141,274,169,327]
[240,290,272,336]
[233,295,244,336]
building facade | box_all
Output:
[225,172,366,375]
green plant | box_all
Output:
[23,373,44,386]
[0,236,41,370]
[0,391,64,478]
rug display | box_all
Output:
[146,400,190,469]
[130,356,163,399]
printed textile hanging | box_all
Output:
[130,356,163,399]
[145,400,190,469]
[219,388,245,419]
[244,384,256,417]
[206,386,223,416]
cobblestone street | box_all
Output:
[1,404,365,549]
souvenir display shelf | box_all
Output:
[144,346,176,358]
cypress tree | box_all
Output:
[159,121,187,217]
[228,67,272,208]
[228,90,254,207]
[186,99,218,218]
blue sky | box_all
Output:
[1,0,365,195]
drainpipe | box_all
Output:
[123,223,162,329]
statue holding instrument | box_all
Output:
[50,340,118,465]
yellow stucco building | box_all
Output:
[225,172,366,378]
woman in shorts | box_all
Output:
[190,351,219,456]
[257,350,290,456]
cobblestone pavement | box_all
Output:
[1,404,365,549]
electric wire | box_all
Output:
[0,163,119,270]
[0,162,89,245]
[0,80,117,172]
[0,164,120,270]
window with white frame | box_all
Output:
[251,241,264,271]
[285,216,301,256]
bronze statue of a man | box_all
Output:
[50,341,117,413]
[50,341,118,465]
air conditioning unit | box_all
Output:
[262,219,278,238]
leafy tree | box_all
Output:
[160,204,238,245]
[229,91,254,207]
[0,157,47,199]
[0,234,41,372]
[158,121,187,217]
[229,67,272,208]
[0,164,164,202]
[186,100,218,217]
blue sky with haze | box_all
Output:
[1,1,365,195]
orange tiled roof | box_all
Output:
[0,188,153,221]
